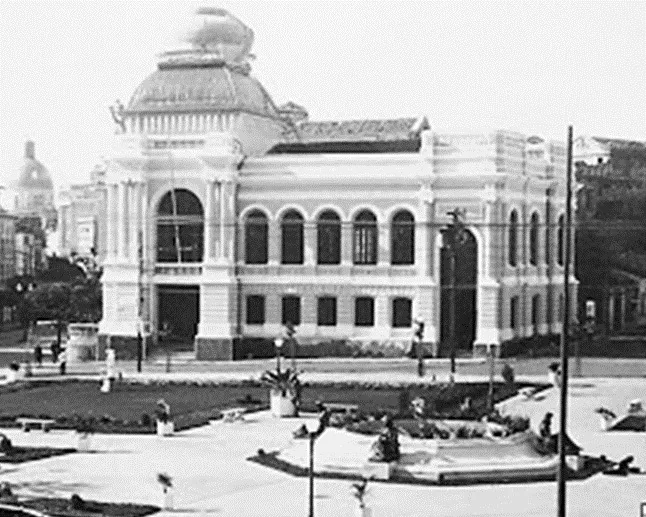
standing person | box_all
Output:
[50,341,59,363]
[58,348,67,375]
[34,343,43,366]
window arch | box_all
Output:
[557,214,565,266]
[353,210,378,265]
[156,189,203,263]
[508,210,518,267]
[317,210,341,265]
[245,210,268,264]
[529,212,540,266]
[281,210,304,265]
[391,210,415,265]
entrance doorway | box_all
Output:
[157,285,199,351]
[440,230,477,354]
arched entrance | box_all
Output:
[440,229,477,354]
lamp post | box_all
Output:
[441,209,468,381]
[303,408,329,517]
[413,318,425,377]
[274,337,284,373]
[284,321,297,371]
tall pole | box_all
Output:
[448,244,457,378]
[487,347,495,413]
[557,125,574,517]
[309,434,315,517]
[137,229,144,373]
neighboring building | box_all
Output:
[98,8,575,359]
[574,136,646,331]
[11,140,57,231]
[58,161,108,260]
[0,208,18,327]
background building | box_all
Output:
[98,8,576,359]
[58,161,107,260]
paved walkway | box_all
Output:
[0,378,644,516]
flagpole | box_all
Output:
[557,125,573,517]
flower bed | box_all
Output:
[0,446,76,464]
[13,497,159,517]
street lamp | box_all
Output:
[302,408,329,517]
[413,318,425,377]
[284,321,297,371]
[441,208,468,380]
[274,337,284,373]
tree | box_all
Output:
[24,282,72,347]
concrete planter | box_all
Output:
[6,370,18,383]
[270,390,296,418]
[547,370,560,387]
[77,434,92,452]
[163,489,174,510]
[355,506,372,517]
[156,421,174,436]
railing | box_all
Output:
[154,264,203,276]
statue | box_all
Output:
[109,100,126,133]
[369,415,400,462]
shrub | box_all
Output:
[0,434,13,453]
[501,363,515,385]
[70,494,86,511]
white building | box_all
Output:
[98,8,576,359]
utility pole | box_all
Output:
[557,125,574,517]
[137,229,144,373]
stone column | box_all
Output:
[128,182,139,261]
[117,182,127,261]
[203,180,214,263]
[106,183,116,260]
[341,220,353,265]
[304,220,316,265]
[218,181,226,262]
[417,201,429,277]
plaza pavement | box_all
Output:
[0,371,644,517]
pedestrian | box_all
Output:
[50,341,59,363]
[58,348,67,375]
[34,343,43,366]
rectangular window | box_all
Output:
[282,296,301,326]
[246,295,265,325]
[531,295,540,329]
[355,297,374,327]
[392,298,412,328]
[510,296,519,332]
[317,297,337,326]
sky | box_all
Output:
[0,0,645,192]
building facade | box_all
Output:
[58,162,108,260]
[98,8,576,359]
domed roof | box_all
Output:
[17,141,53,191]
[125,8,280,121]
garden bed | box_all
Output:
[0,379,544,434]
[1,496,159,517]
[0,446,76,464]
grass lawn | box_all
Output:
[0,380,537,433]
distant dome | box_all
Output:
[17,141,53,190]
[125,8,280,121]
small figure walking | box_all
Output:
[58,348,67,375]
[50,341,59,364]
[34,344,43,367]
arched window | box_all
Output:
[156,189,203,263]
[391,210,415,265]
[557,214,565,266]
[353,210,377,265]
[508,210,518,267]
[245,210,268,264]
[317,210,341,265]
[281,210,304,265]
[529,212,540,266]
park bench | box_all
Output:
[323,403,359,415]
[221,407,246,423]
[16,418,56,433]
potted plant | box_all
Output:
[156,472,173,510]
[75,415,96,451]
[351,478,371,517]
[548,362,561,387]
[260,368,300,417]
[155,399,174,436]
